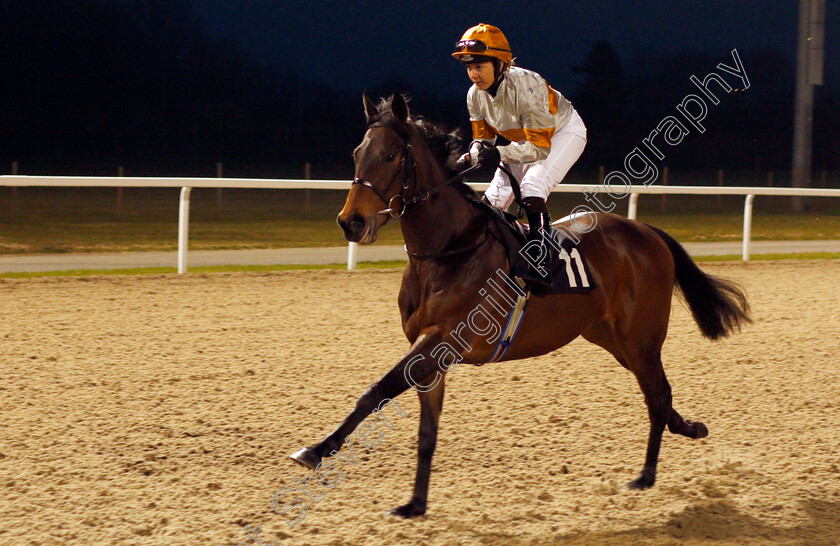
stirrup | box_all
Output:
[522,236,557,286]
[514,257,554,289]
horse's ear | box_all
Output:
[391,92,409,123]
[363,91,378,125]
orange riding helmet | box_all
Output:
[452,23,513,65]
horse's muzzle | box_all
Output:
[337,213,367,243]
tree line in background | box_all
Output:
[2,0,838,180]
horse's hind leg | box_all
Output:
[583,324,670,487]
[584,320,707,489]
[626,349,671,489]
[625,347,708,488]
[667,407,709,439]
[391,372,446,518]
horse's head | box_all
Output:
[337,92,413,244]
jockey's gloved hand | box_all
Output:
[455,140,481,170]
[476,141,501,169]
[456,140,498,171]
[454,152,474,171]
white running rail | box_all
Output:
[2,176,839,271]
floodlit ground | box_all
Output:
[1,261,839,545]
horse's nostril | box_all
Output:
[348,215,365,233]
[337,213,366,237]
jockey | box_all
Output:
[453,23,587,286]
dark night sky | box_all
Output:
[187,0,839,96]
[5,1,837,173]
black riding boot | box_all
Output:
[515,197,556,288]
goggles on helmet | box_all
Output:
[454,39,510,55]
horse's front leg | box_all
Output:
[290,328,444,472]
[390,371,445,518]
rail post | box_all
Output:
[742,194,754,261]
[627,192,639,220]
[347,241,358,271]
[178,187,192,273]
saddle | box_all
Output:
[472,200,596,296]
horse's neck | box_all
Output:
[399,145,484,255]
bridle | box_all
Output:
[350,122,488,260]
[351,123,480,219]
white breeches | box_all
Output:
[484,111,587,210]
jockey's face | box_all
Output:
[466,61,495,90]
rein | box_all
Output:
[497,162,526,219]
[405,227,491,260]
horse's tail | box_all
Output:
[646,224,751,340]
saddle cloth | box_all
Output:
[472,200,596,296]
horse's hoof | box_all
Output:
[289,447,320,470]
[390,499,426,518]
[627,472,656,490]
[693,421,709,439]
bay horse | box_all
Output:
[290,93,750,518]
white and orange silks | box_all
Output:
[468,66,587,209]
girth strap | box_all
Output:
[485,280,530,364]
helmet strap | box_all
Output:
[486,59,505,97]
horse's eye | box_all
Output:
[386,154,397,162]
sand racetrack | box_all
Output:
[1,261,839,545]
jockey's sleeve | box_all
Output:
[467,90,498,144]
[498,79,557,164]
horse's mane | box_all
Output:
[370,95,478,200]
